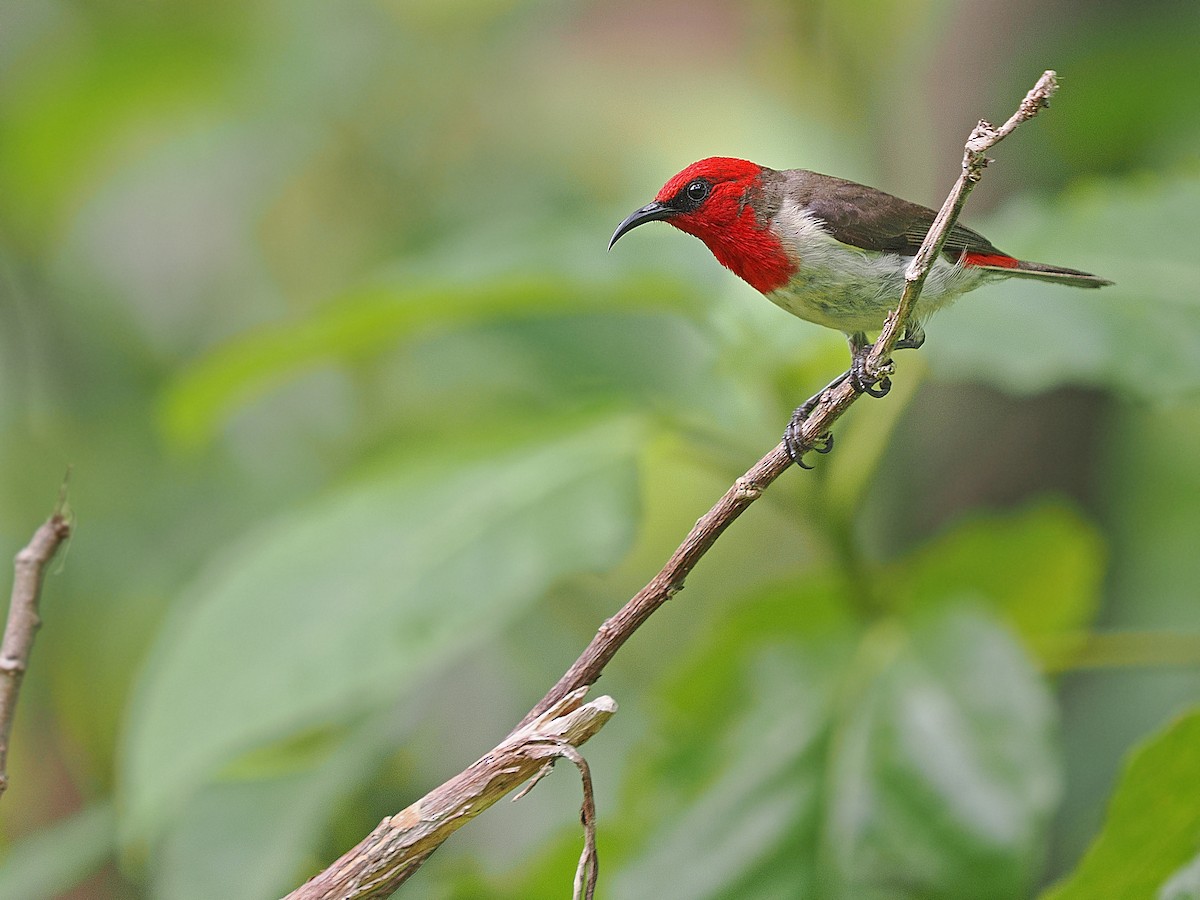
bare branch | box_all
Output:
[283,69,1060,897]
[0,507,73,800]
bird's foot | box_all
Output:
[845,331,892,398]
[850,351,893,398]
[895,322,926,352]
[784,414,834,469]
[783,378,840,468]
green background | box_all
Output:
[2,0,1198,897]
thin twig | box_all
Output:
[0,505,73,800]
[282,70,1061,897]
[520,738,599,900]
[865,70,1058,373]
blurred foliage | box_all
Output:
[1039,710,1200,900]
[0,1,1198,898]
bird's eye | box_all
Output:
[685,179,710,203]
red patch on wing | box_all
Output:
[962,252,1019,268]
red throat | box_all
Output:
[657,159,795,294]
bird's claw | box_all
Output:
[784,393,835,469]
[895,323,926,353]
[784,424,833,469]
[784,427,834,469]
[850,354,893,398]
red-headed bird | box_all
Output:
[609,157,1111,461]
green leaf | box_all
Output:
[1161,852,1200,900]
[0,804,116,900]
[605,595,1058,900]
[159,273,691,447]
[153,779,315,900]
[120,418,641,848]
[892,502,1105,645]
[820,609,1059,899]
[151,717,393,900]
[930,171,1200,398]
[1040,710,1200,900]
[612,649,840,900]
[0,24,233,245]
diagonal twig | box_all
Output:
[865,70,1059,374]
[282,69,1062,897]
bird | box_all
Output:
[608,156,1111,463]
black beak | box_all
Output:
[608,201,674,250]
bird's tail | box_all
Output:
[964,252,1113,289]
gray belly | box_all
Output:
[765,259,987,335]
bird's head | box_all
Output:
[608,157,793,294]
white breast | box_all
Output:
[765,202,987,335]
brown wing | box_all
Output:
[778,169,1006,259]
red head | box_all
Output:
[609,157,793,294]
